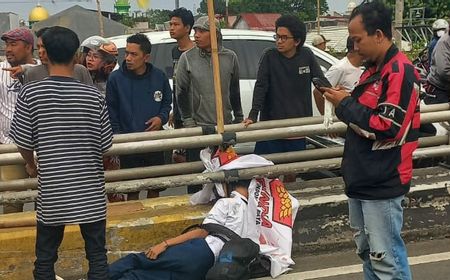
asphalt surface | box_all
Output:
[257,238,450,280]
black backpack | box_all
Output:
[198,223,270,280]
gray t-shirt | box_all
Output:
[23,64,93,86]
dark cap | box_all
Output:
[192,16,220,32]
[1,28,34,45]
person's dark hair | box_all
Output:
[349,0,393,40]
[35,27,50,38]
[41,26,79,64]
[275,15,307,48]
[346,36,355,53]
[228,179,252,191]
[126,33,152,54]
[169,7,195,33]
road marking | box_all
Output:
[257,252,450,279]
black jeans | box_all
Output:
[424,83,449,105]
[33,220,108,280]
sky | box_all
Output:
[0,0,362,22]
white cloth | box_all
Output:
[190,148,274,204]
[191,148,299,278]
[323,56,363,128]
[203,191,249,259]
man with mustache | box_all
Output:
[0,27,39,213]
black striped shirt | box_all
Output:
[9,76,113,225]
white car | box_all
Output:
[108,29,339,119]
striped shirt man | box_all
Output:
[9,76,113,225]
[0,60,40,144]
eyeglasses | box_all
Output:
[86,51,101,61]
[273,34,295,42]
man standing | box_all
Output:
[314,37,363,115]
[169,7,195,130]
[106,33,172,199]
[428,19,448,69]
[311,34,330,51]
[7,27,93,85]
[168,7,195,165]
[177,16,242,129]
[0,27,39,213]
[9,26,112,280]
[176,16,243,193]
[243,15,326,182]
[323,2,420,279]
[425,23,450,105]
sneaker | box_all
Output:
[55,276,64,280]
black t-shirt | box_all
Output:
[249,47,326,122]
[172,46,185,127]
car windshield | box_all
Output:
[117,39,333,80]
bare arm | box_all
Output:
[145,228,208,259]
[17,147,36,177]
[313,88,325,115]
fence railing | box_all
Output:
[0,102,449,204]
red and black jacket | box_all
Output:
[335,45,420,199]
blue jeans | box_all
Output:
[349,196,412,280]
[109,238,214,280]
[254,138,306,155]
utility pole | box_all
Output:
[317,0,320,34]
[394,0,404,49]
[175,0,180,9]
[225,0,229,28]
[96,0,104,37]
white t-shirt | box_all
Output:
[203,191,249,259]
[325,56,362,91]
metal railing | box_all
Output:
[0,103,449,204]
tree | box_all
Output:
[146,9,172,29]
[384,0,449,19]
[197,0,329,21]
[286,0,329,21]
[197,0,228,15]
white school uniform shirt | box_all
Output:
[202,191,250,259]
[0,60,40,143]
[323,56,362,128]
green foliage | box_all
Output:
[119,9,172,29]
[405,40,428,61]
[145,9,172,29]
[383,0,449,19]
[197,0,329,21]
[119,15,136,27]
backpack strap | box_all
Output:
[180,223,241,243]
[201,223,241,242]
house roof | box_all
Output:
[234,13,281,31]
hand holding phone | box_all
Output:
[312,77,333,93]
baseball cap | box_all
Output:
[312,34,329,46]
[1,28,34,45]
[192,16,221,32]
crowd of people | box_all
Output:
[0,0,443,279]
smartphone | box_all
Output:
[312,77,333,93]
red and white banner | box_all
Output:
[191,148,299,277]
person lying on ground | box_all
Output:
[108,180,252,280]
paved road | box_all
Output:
[257,238,450,280]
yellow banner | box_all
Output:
[137,0,149,9]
